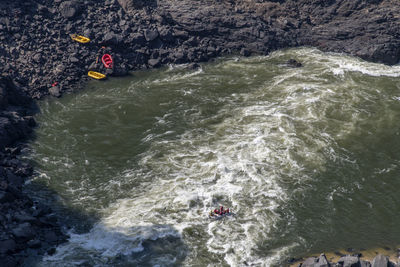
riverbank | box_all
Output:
[291,247,400,266]
[1,0,400,265]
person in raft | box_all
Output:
[210,206,230,217]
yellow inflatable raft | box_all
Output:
[70,34,90,44]
[88,71,106,80]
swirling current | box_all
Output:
[24,48,400,266]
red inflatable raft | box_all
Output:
[102,54,113,69]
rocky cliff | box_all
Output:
[1,0,399,99]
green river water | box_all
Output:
[24,48,400,266]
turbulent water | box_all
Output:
[25,48,400,266]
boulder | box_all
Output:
[24,116,36,128]
[59,1,81,19]
[187,63,200,70]
[316,253,330,267]
[49,86,61,98]
[286,59,303,68]
[102,32,123,45]
[158,27,174,43]
[69,57,79,63]
[117,0,135,12]
[371,254,389,267]
[32,53,43,64]
[148,58,160,67]
[302,256,318,267]
[338,255,360,267]
[144,29,159,42]
[240,48,250,57]
[301,254,331,267]
[127,32,146,46]
[171,50,187,64]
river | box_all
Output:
[24,48,400,266]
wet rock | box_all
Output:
[49,86,61,98]
[286,59,303,68]
[4,147,20,156]
[24,116,36,128]
[240,48,250,57]
[187,63,200,70]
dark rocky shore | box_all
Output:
[1,0,400,265]
[294,253,400,267]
